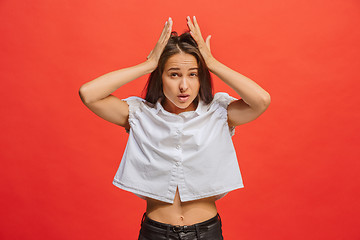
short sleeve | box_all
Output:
[213,92,238,137]
[213,92,237,108]
[122,96,145,133]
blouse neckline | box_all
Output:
[154,97,206,118]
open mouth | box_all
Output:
[177,94,190,102]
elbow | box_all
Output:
[79,85,90,104]
[256,92,271,111]
[262,92,271,108]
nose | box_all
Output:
[179,77,188,92]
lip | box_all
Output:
[177,94,190,102]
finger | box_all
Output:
[158,21,168,42]
[188,16,205,42]
[187,16,199,42]
[192,16,200,31]
[186,16,195,31]
[159,17,172,41]
[167,17,173,37]
[162,17,173,43]
[206,35,211,51]
[193,16,204,36]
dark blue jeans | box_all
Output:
[138,212,224,240]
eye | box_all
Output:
[190,72,198,77]
[170,73,179,77]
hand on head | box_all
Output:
[146,17,173,69]
[146,16,215,70]
[186,16,214,66]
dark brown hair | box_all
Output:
[143,31,213,105]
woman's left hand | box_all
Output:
[186,16,216,68]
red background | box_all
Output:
[1,0,359,239]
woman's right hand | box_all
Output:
[146,17,173,70]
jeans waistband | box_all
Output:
[141,212,221,232]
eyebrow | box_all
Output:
[167,67,198,71]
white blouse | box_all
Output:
[112,92,244,204]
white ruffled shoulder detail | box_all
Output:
[212,92,238,137]
[122,96,145,133]
[213,92,237,108]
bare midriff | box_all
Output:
[145,186,218,226]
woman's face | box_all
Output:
[161,52,200,114]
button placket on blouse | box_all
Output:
[175,144,182,166]
[175,125,183,167]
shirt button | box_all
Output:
[176,130,181,134]
[175,162,180,166]
[176,145,181,150]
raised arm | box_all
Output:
[79,18,173,129]
[186,16,271,127]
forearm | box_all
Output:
[79,60,155,103]
[208,59,270,109]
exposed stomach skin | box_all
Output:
[145,186,218,226]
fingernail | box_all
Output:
[187,16,190,21]
[168,17,171,22]
[193,16,196,20]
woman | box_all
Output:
[79,16,270,240]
